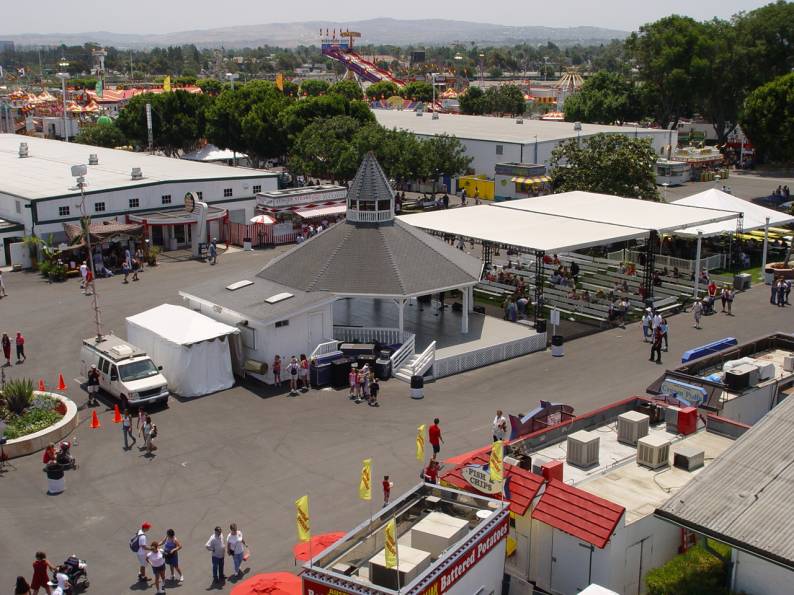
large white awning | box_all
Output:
[672,189,794,237]
[499,191,740,233]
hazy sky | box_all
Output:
[0,0,772,35]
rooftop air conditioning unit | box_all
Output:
[131,167,143,180]
[18,142,29,158]
[88,153,99,165]
[665,406,680,434]
[673,446,705,472]
[785,356,794,373]
[637,435,670,469]
[567,430,599,468]
[617,411,650,446]
[432,112,439,120]
[725,363,759,391]
[516,118,524,124]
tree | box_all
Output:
[401,81,433,102]
[424,134,472,193]
[626,15,711,127]
[487,85,526,116]
[117,90,212,156]
[563,71,640,124]
[300,79,330,97]
[278,95,374,144]
[205,80,291,166]
[288,116,363,182]
[739,73,794,164]
[458,86,488,115]
[74,121,127,148]
[328,80,364,101]
[549,134,659,200]
[734,1,794,93]
[365,81,400,99]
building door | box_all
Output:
[151,226,164,247]
[550,537,591,594]
[308,312,324,352]
[625,536,653,595]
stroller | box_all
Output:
[56,441,77,470]
[51,555,89,593]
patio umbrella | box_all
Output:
[250,214,276,225]
[230,572,301,595]
[292,532,346,562]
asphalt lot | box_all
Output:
[1,181,793,592]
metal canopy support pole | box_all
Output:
[534,251,544,325]
[482,241,493,271]
[643,231,657,302]
[693,231,703,298]
[761,216,771,283]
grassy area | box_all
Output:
[710,265,764,284]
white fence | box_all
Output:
[332,326,407,345]
[310,340,342,360]
[405,341,436,378]
[433,333,547,379]
[604,249,725,273]
[390,334,416,373]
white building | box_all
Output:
[373,110,676,181]
[0,134,278,251]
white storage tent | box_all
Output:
[126,304,239,397]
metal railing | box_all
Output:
[332,326,407,345]
[346,210,393,223]
[406,341,436,377]
[310,340,341,360]
[390,333,416,372]
[602,249,724,273]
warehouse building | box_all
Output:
[373,110,675,182]
[0,134,277,261]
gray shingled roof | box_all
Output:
[257,219,481,297]
[656,395,794,568]
[346,152,394,204]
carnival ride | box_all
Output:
[321,29,405,87]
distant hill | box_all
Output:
[1,18,628,49]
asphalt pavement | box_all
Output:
[0,194,793,593]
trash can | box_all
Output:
[330,358,352,389]
[551,335,564,357]
[410,375,424,399]
[46,463,65,495]
[374,351,392,380]
[310,361,332,388]
[734,273,751,290]
[535,319,547,334]
[243,237,252,251]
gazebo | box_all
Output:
[257,153,481,334]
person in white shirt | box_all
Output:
[227,523,247,577]
[641,309,652,342]
[79,261,88,292]
[135,522,151,582]
[652,311,662,332]
[146,540,167,594]
[492,410,508,442]
[51,568,70,595]
[205,526,226,584]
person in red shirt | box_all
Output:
[42,443,56,466]
[428,418,443,455]
[423,460,440,484]
[382,475,393,507]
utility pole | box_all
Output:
[146,102,153,154]
[72,165,103,341]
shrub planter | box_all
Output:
[765,263,794,281]
[3,392,78,459]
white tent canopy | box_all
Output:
[500,191,740,233]
[398,191,740,254]
[126,304,239,397]
[672,189,794,237]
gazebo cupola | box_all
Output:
[345,152,394,225]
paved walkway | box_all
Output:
[0,247,791,592]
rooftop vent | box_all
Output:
[88,153,99,165]
[226,280,254,291]
[131,167,143,180]
[432,111,439,120]
[637,435,670,469]
[617,411,650,446]
[673,446,705,472]
[109,344,135,358]
[18,142,29,158]
[265,292,293,304]
[567,430,599,468]
[416,111,423,116]
[516,118,524,124]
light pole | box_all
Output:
[72,165,103,341]
[662,182,670,203]
[56,58,70,142]
[430,72,440,120]
[479,53,485,84]
[225,73,240,165]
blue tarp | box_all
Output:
[681,337,738,363]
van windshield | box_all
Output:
[119,360,159,382]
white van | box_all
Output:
[80,335,169,407]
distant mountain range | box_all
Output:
[1,18,628,49]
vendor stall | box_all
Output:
[126,304,239,397]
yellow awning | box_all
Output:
[512,175,550,185]
[511,176,527,184]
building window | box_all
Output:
[253,185,261,194]
[94,202,106,213]
[129,198,140,208]
[223,188,233,197]
[161,194,172,205]
[196,191,203,200]
[58,206,70,217]
[496,145,504,155]
[15,200,21,214]
[275,320,289,328]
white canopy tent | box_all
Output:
[673,189,794,278]
[126,304,239,397]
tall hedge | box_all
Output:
[645,544,729,595]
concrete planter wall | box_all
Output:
[3,392,78,459]
[765,263,794,281]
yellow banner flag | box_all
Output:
[359,458,372,501]
[490,440,504,483]
[275,73,284,92]
[163,75,171,92]
[416,424,425,461]
[295,495,310,542]
[384,518,398,569]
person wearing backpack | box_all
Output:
[130,522,152,582]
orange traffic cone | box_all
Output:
[90,410,101,429]
[57,372,67,391]
[38,379,46,392]
[113,405,122,424]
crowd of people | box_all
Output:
[348,363,381,406]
